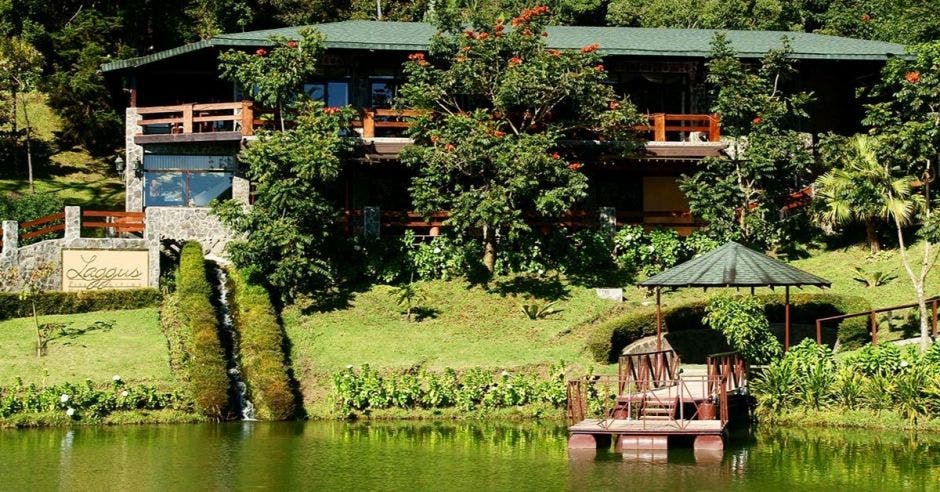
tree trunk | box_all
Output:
[23,95,34,193]
[482,225,496,274]
[864,219,880,253]
[894,218,933,351]
[33,300,41,358]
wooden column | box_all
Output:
[655,287,662,352]
[784,286,791,352]
[240,100,254,136]
[182,104,193,134]
[708,115,720,142]
[653,114,666,142]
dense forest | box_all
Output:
[0,0,938,160]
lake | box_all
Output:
[1,421,939,491]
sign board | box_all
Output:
[62,249,149,291]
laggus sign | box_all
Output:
[62,249,149,291]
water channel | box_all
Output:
[1,421,938,490]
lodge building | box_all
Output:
[102,21,905,239]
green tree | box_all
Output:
[219,28,323,130]
[398,6,644,273]
[863,41,940,351]
[704,295,781,364]
[679,34,814,251]
[606,0,788,30]
[815,134,901,253]
[0,37,42,190]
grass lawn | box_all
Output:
[0,92,123,210]
[0,308,174,387]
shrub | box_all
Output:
[0,289,161,321]
[330,364,568,415]
[0,192,63,245]
[0,378,189,421]
[704,295,781,364]
[175,242,228,417]
[586,300,708,363]
[757,293,871,350]
[228,268,295,420]
[848,343,905,377]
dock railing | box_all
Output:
[814,296,940,346]
[618,349,680,394]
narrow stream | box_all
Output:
[208,260,257,421]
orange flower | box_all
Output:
[456,56,467,62]
[461,46,472,52]
[547,49,561,57]
[495,23,505,33]
[521,28,533,37]
[861,13,871,22]
[541,31,548,37]
[492,130,506,137]
[509,57,522,65]
[551,152,561,159]
[430,135,440,143]
[478,32,490,40]
[324,107,340,114]
[255,48,267,57]
[753,116,763,124]
[609,101,621,110]
[594,64,605,72]
[465,30,476,38]
[581,43,599,53]
[408,52,426,61]
[418,60,429,67]
[906,71,921,84]
[568,162,583,171]
[444,143,455,151]
[287,40,298,48]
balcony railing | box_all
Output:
[134,101,720,143]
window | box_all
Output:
[370,79,397,108]
[303,81,349,106]
[142,154,234,208]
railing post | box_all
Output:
[870,311,878,345]
[182,104,193,134]
[816,319,822,345]
[363,110,375,139]
[653,113,666,142]
[64,206,81,241]
[708,114,720,142]
[240,101,254,136]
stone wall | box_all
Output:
[1,207,159,292]
[145,207,239,257]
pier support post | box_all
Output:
[693,434,724,452]
[615,435,668,451]
[567,434,610,450]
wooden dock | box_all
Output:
[566,350,748,453]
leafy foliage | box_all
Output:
[703,295,782,364]
[679,34,814,250]
[398,6,644,273]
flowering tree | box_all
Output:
[863,42,940,350]
[398,6,644,273]
[219,28,323,130]
[679,34,814,251]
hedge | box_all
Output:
[228,269,295,420]
[0,289,161,321]
[587,293,873,363]
[174,241,229,417]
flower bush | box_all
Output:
[0,378,189,421]
[330,363,568,415]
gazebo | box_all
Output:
[638,241,832,351]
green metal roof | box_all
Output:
[101,20,906,72]
[639,241,831,288]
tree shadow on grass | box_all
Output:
[411,307,440,322]
[50,320,115,347]
[486,275,571,302]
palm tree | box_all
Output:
[816,135,919,253]
[818,134,936,350]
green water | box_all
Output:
[1,421,939,491]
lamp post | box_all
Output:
[114,156,125,174]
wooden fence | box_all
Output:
[815,296,940,345]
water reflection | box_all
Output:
[0,421,938,490]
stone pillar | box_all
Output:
[1,220,17,259]
[64,206,81,242]
[125,107,144,212]
[232,176,251,205]
[599,207,617,230]
[363,206,380,238]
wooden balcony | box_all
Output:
[132,102,723,158]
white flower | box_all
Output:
[60,394,70,403]
[900,360,909,368]
[647,245,655,252]
[112,375,122,382]
[433,247,442,254]
[66,408,75,417]
[353,245,362,251]
[121,390,129,397]
[501,370,509,377]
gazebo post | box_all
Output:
[656,287,662,352]
[784,286,791,352]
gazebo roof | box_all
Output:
[639,241,831,288]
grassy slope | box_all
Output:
[0,308,174,387]
[0,92,123,209]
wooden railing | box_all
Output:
[134,102,720,143]
[136,101,255,136]
[617,349,680,393]
[705,351,748,397]
[634,113,721,143]
[18,212,66,242]
[81,210,145,233]
[815,296,940,346]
